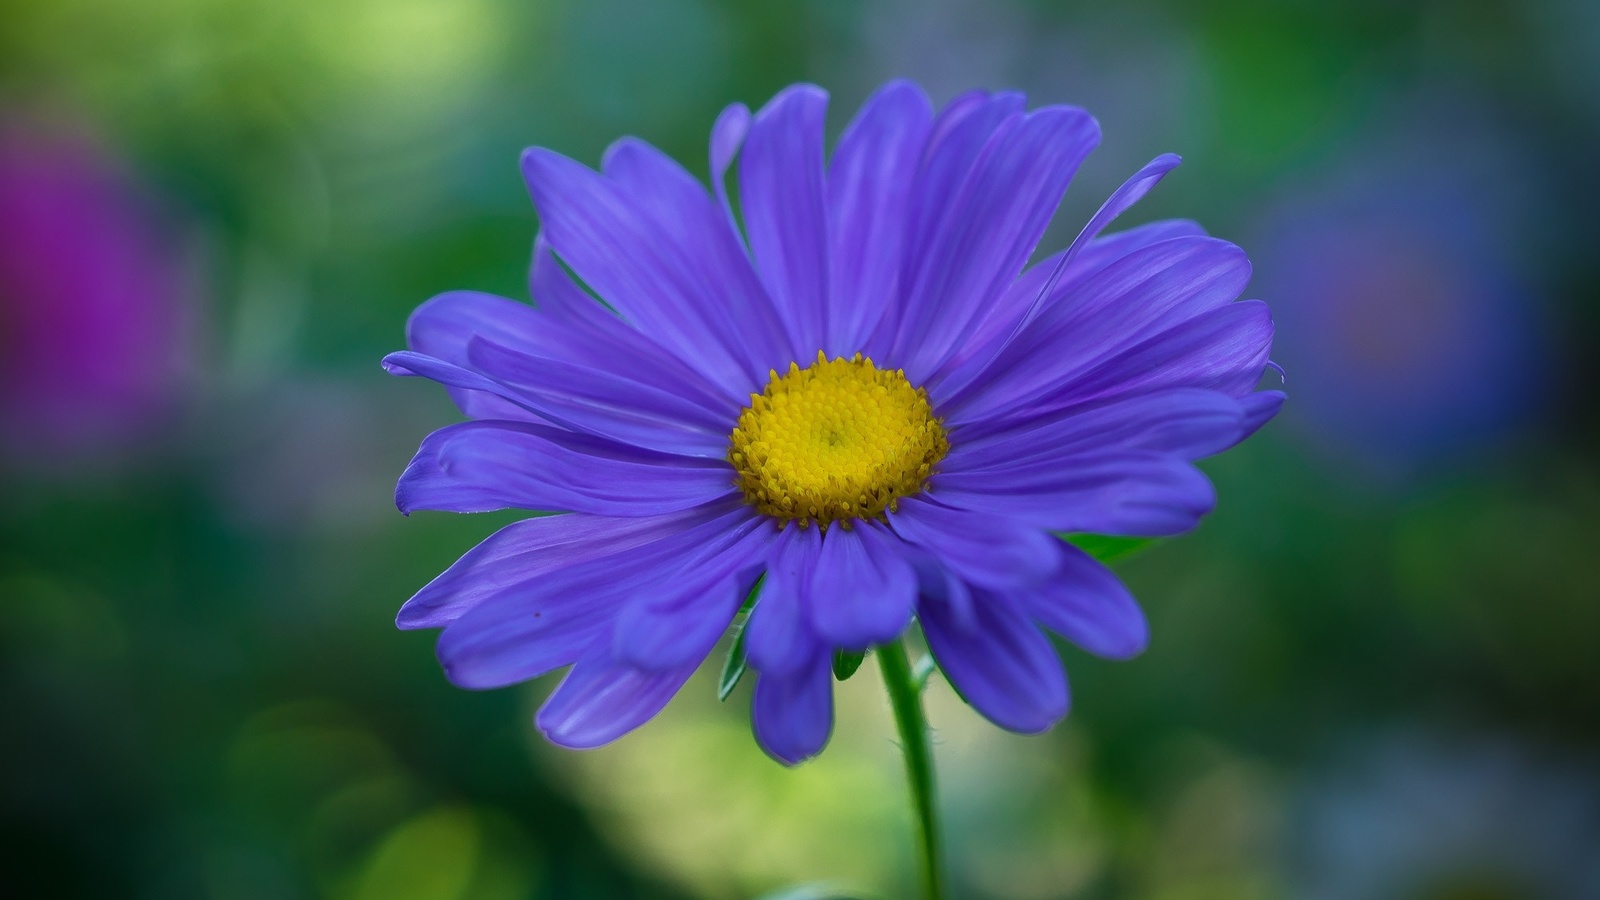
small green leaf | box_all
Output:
[911,653,936,691]
[1059,533,1156,564]
[831,648,866,681]
[718,577,764,702]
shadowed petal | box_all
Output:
[612,521,771,670]
[807,522,916,649]
[537,640,700,749]
[1019,542,1149,659]
[889,498,1057,589]
[434,506,752,688]
[752,647,834,765]
[921,589,1069,733]
[745,525,822,676]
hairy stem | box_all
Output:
[877,639,944,900]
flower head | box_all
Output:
[385,81,1282,764]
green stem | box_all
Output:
[877,639,945,900]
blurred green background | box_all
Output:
[2,0,1598,898]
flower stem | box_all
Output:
[877,639,944,900]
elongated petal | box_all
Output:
[405,291,546,421]
[522,146,781,392]
[537,640,699,749]
[1019,542,1149,659]
[931,219,1210,399]
[741,84,831,354]
[396,420,736,516]
[752,647,834,765]
[825,80,933,354]
[612,522,771,670]
[382,350,543,419]
[1239,389,1287,440]
[807,522,916,649]
[865,90,1025,359]
[1055,300,1276,405]
[932,452,1216,537]
[397,511,706,630]
[889,498,1058,590]
[945,388,1247,470]
[465,337,731,457]
[709,102,750,228]
[527,240,743,408]
[892,106,1100,382]
[947,236,1251,422]
[921,590,1069,734]
[745,526,822,676]
[434,506,751,688]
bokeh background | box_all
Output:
[3,0,1598,898]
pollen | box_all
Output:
[728,351,950,528]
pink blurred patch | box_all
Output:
[0,112,200,464]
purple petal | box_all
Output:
[1054,154,1183,288]
[920,590,1069,734]
[397,510,704,630]
[521,145,784,392]
[745,525,822,676]
[891,105,1101,383]
[1239,389,1287,440]
[865,90,1026,359]
[396,420,736,516]
[888,498,1058,590]
[382,350,542,419]
[611,522,771,670]
[465,337,731,458]
[1055,299,1276,405]
[536,640,699,749]
[931,219,1210,399]
[945,388,1247,470]
[825,80,933,354]
[527,239,744,408]
[405,291,546,421]
[946,236,1251,422]
[752,647,834,765]
[1018,542,1149,659]
[931,452,1216,537]
[807,522,916,649]
[740,84,831,354]
[709,101,751,229]
[600,137,796,369]
[433,505,751,688]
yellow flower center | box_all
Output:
[729,351,950,528]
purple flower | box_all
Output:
[386,81,1281,764]
[0,113,196,464]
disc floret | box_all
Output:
[728,351,949,527]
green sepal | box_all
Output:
[831,648,866,681]
[1059,532,1156,564]
[717,576,764,702]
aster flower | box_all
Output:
[385,80,1282,767]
